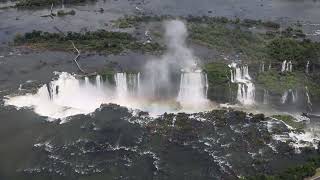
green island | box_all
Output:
[14,30,163,54]
[15,0,96,7]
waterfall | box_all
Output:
[114,72,142,98]
[263,89,269,104]
[281,89,297,104]
[127,73,137,94]
[230,69,234,83]
[205,73,209,98]
[268,63,271,70]
[306,61,310,74]
[137,72,141,96]
[230,64,255,105]
[96,75,102,88]
[177,70,208,107]
[305,86,312,111]
[288,61,293,72]
[281,90,289,104]
[85,77,90,85]
[281,60,286,72]
[61,0,65,9]
[292,89,297,103]
[281,60,293,72]
[6,70,212,119]
[237,83,255,105]
[114,73,129,99]
[6,73,111,119]
[260,62,265,72]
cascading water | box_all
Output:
[5,20,213,119]
[268,63,272,71]
[85,77,90,85]
[230,64,255,105]
[260,62,265,72]
[96,75,102,88]
[305,86,312,111]
[281,91,288,104]
[281,89,297,104]
[177,69,208,108]
[114,73,129,99]
[5,72,110,119]
[263,89,269,105]
[306,61,310,74]
[281,60,293,72]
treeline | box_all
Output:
[113,15,281,30]
[14,30,163,54]
[267,38,320,68]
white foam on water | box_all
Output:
[5,72,214,120]
[230,64,255,105]
[5,72,112,120]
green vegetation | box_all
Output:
[12,16,320,101]
[112,16,139,29]
[189,22,268,62]
[256,70,302,94]
[256,69,320,98]
[307,77,320,102]
[271,115,305,130]
[267,38,319,65]
[246,156,320,180]
[204,62,236,102]
[241,19,280,29]
[281,27,306,38]
[16,0,96,7]
[99,68,116,84]
[189,21,319,65]
[112,15,281,30]
[57,9,76,16]
[14,30,163,54]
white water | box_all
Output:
[5,20,213,119]
[230,64,255,105]
[96,75,102,88]
[5,73,111,120]
[306,61,310,74]
[281,60,293,72]
[114,73,129,99]
[6,71,212,119]
[305,86,312,111]
[260,62,265,72]
[263,89,269,105]
[268,63,272,71]
[281,89,298,104]
[177,69,209,109]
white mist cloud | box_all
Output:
[141,20,199,98]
